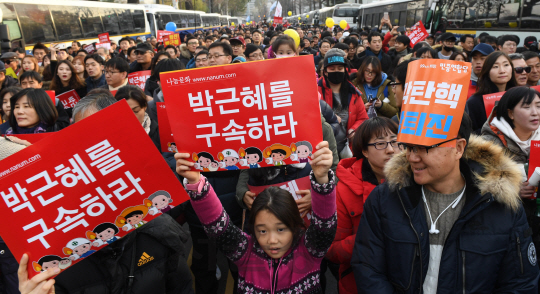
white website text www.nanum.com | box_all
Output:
[191,73,236,83]
[0,154,41,179]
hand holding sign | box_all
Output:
[18,254,57,294]
[311,141,332,184]
[174,153,201,184]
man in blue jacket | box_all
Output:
[352,113,539,293]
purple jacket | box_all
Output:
[186,171,337,294]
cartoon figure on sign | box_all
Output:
[115,204,150,231]
[32,255,72,272]
[263,144,292,166]
[209,161,219,171]
[193,152,215,171]
[63,238,96,261]
[86,222,121,247]
[292,141,312,163]
[147,190,175,215]
[218,149,240,170]
[167,142,178,153]
[239,147,263,168]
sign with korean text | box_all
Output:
[274,17,283,24]
[156,102,176,153]
[46,90,55,103]
[248,176,312,225]
[408,21,428,47]
[483,92,504,119]
[161,56,323,171]
[529,140,540,180]
[83,44,95,54]
[98,33,110,44]
[56,89,80,110]
[128,71,151,91]
[157,30,174,42]
[0,101,188,278]
[95,43,111,51]
[163,34,180,47]
[398,59,471,146]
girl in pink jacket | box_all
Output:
[175,141,337,294]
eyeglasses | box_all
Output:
[398,137,459,154]
[231,44,244,49]
[208,54,228,60]
[388,82,403,88]
[195,58,208,62]
[364,70,374,76]
[367,140,399,150]
[515,66,532,74]
[105,70,121,75]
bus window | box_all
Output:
[406,10,415,27]
[131,9,145,32]
[188,14,195,27]
[365,13,371,28]
[80,7,103,38]
[102,9,121,36]
[399,11,406,26]
[0,4,22,40]
[15,4,56,44]
[196,15,201,27]
[50,7,83,41]
[117,9,134,34]
[179,13,189,28]
[522,0,540,29]
[160,13,172,24]
[498,1,520,28]
[415,9,423,23]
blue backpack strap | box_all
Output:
[384,85,388,98]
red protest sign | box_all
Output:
[156,102,176,153]
[398,59,471,147]
[46,90,55,103]
[98,33,110,44]
[529,141,540,179]
[483,91,504,119]
[0,100,188,278]
[248,176,312,225]
[274,17,283,24]
[157,30,174,42]
[163,34,180,47]
[56,89,81,109]
[83,44,95,54]
[128,71,151,91]
[161,56,323,171]
[408,21,428,47]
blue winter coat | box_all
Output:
[352,135,540,293]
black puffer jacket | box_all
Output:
[53,213,194,294]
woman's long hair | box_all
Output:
[8,88,58,133]
[50,60,85,91]
[475,51,517,96]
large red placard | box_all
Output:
[128,70,151,91]
[56,89,80,109]
[160,56,323,171]
[408,21,428,47]
[0,100,188,278]
[98,33,110,44]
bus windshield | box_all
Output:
[335,8,359,17]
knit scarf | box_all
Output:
[365,48,383,60]
[142,113,151,134]
[6,122,48,135]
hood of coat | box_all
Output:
[364,72,388,91]
[337,158,379,194]
[384,135,522,211]
[179,43,192,59]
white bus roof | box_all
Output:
[334,3,362,8]
[318,6,334,13]
[0,0,144,10]
[360,0,412,9]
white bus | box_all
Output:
[332,3,361,28]
[200,12,221,30]
[228,16,240,26]
[144,4,206,38]
[0,0,151,53]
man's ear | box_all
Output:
[455,138,467,160]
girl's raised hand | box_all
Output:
[18,254,57,294]
[310,141,332,184]
[174,153,201,184]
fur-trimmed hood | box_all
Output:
[384,135,522,211]
[179,43,192,59]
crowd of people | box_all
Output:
[2,16,540,294]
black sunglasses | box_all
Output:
[515,66,532,74]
